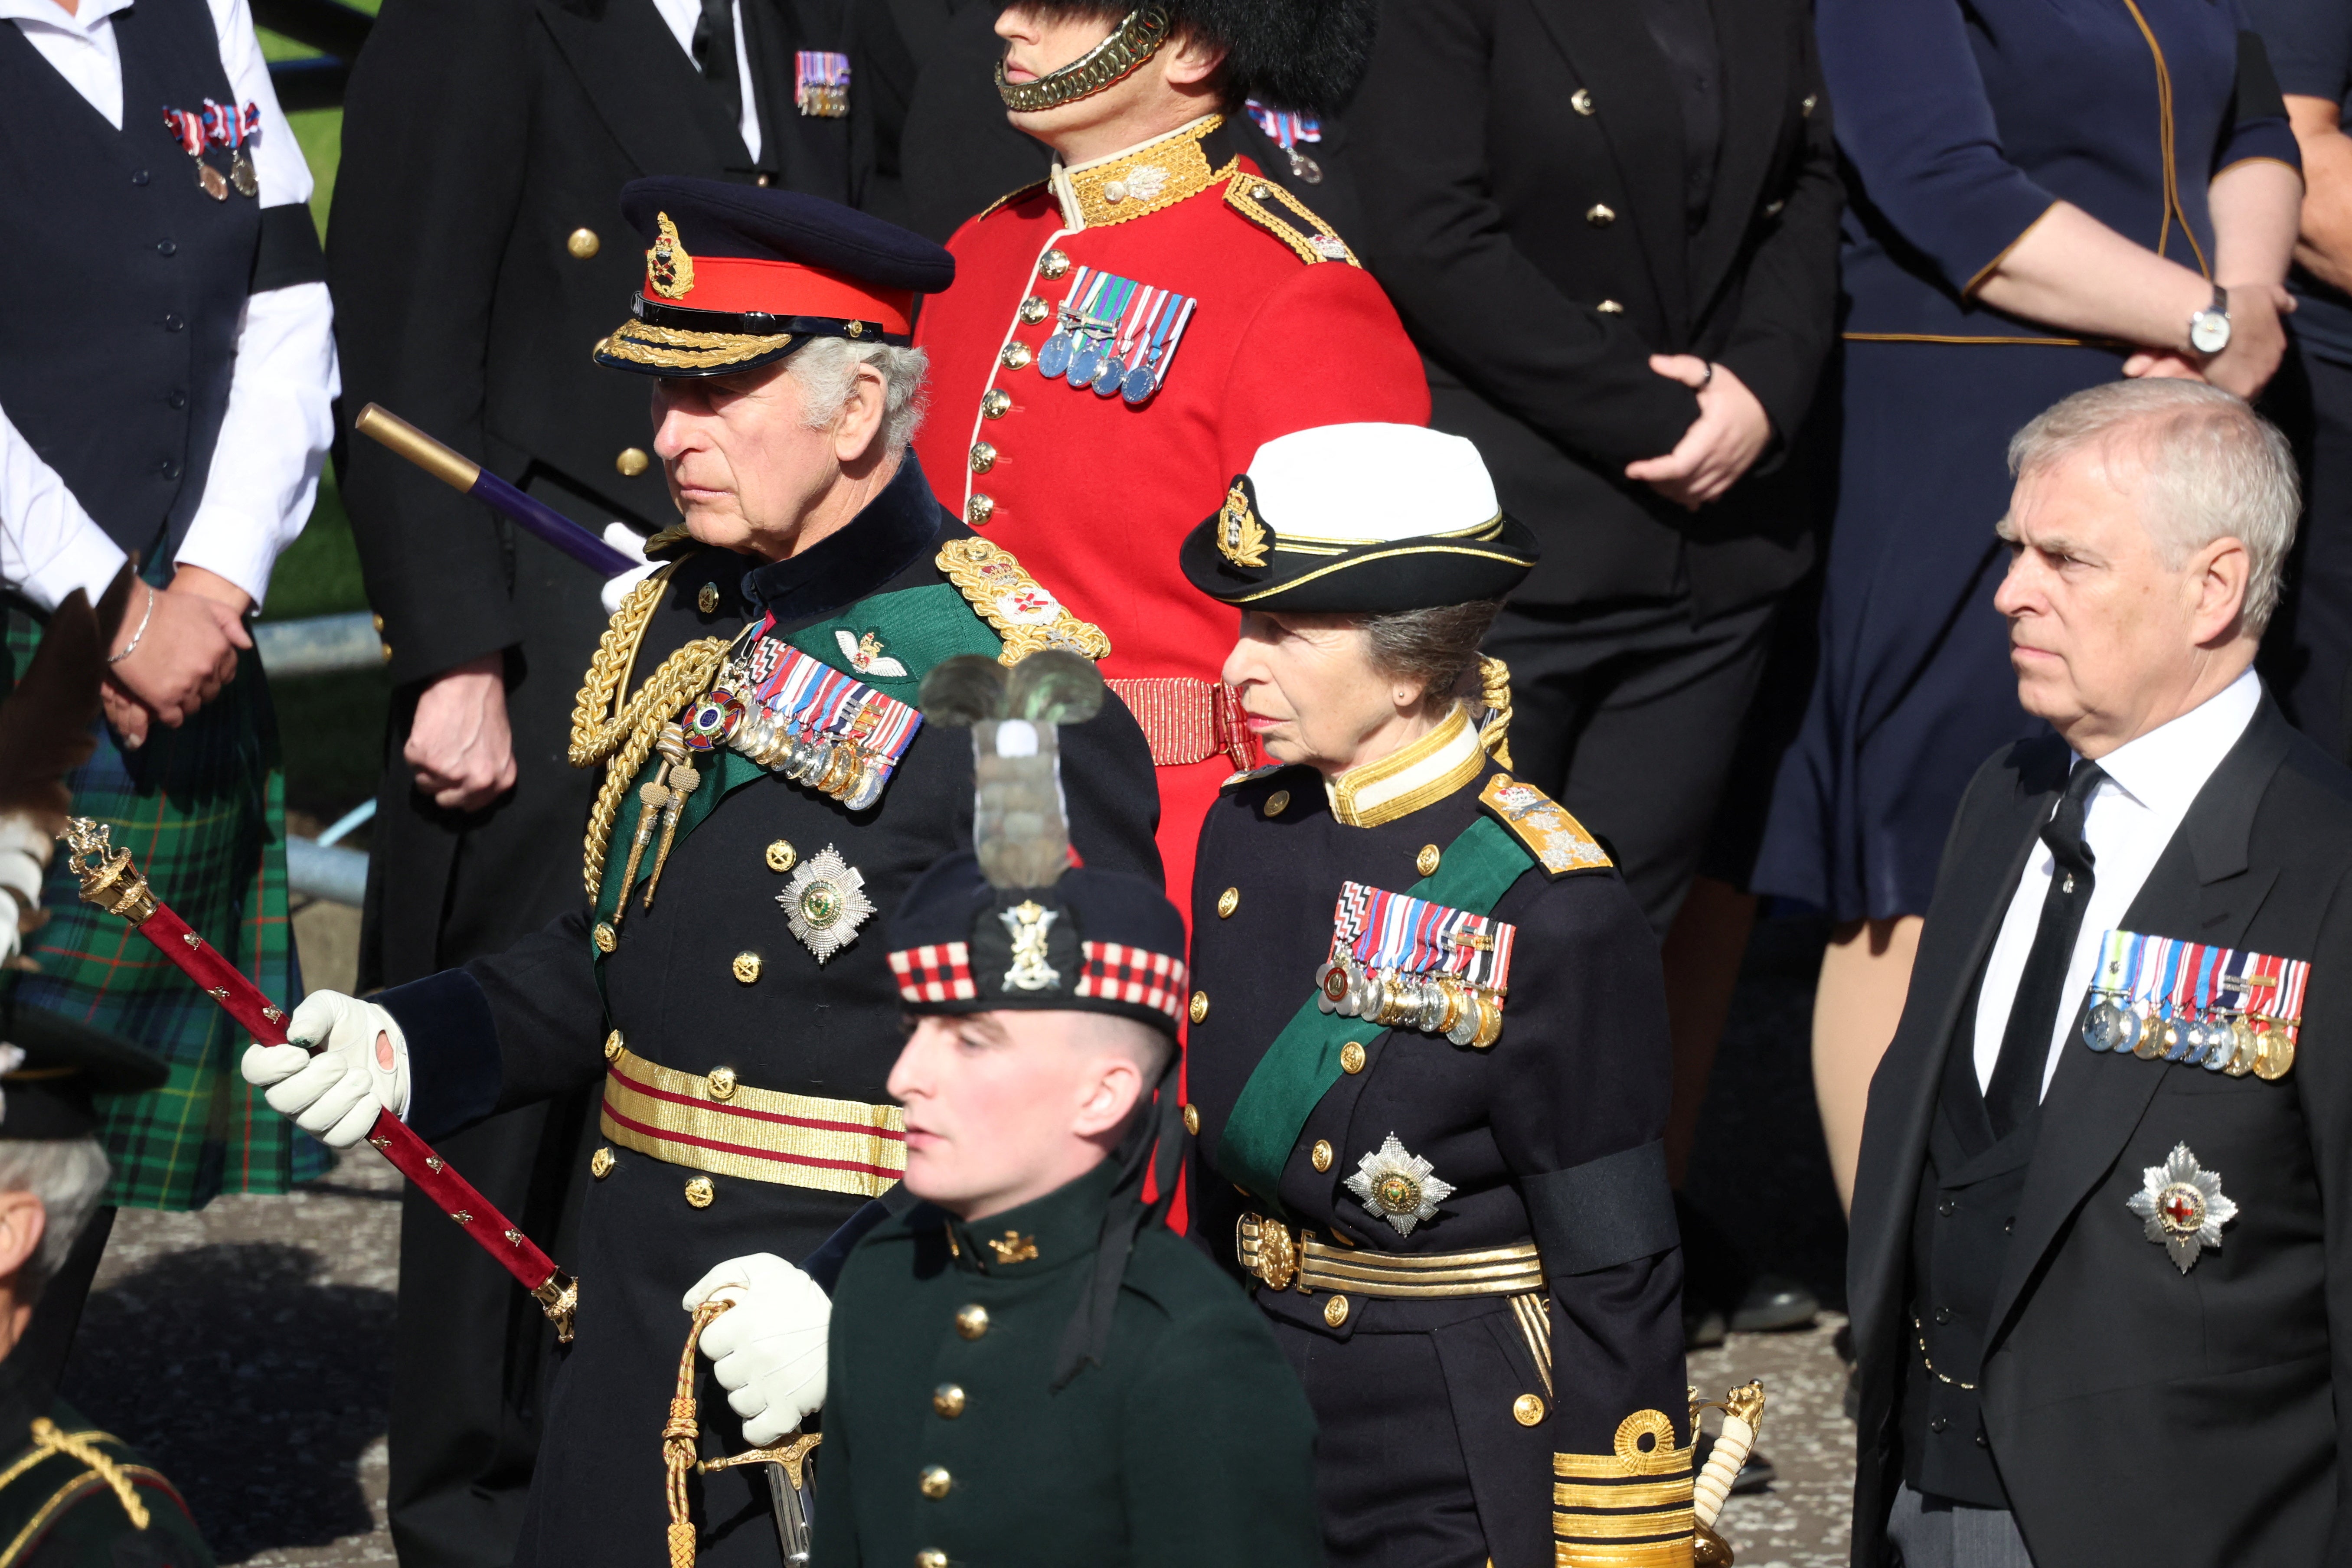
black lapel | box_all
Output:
[1684,0,1783,318]
[537,0,753,178]
[1848,741,2064,1347]
[1986,699,2293,1340]
[1523,0,1688,331]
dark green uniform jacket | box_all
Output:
[0,1378,211,1568]
[814,1159,1326,1568]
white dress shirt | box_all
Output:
[0,0,337,612]
[647,0,762,163]
[1972,666,2265,1098]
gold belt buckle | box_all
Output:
[1237,1212,1299,1293]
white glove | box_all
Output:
[239,990,411,1147]
[599,523,658,617]
[0,813,49,970]
[685,1253,831,1447]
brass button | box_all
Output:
[1216,886,1239,918]
[1340,1042,1367,1075]
[591,1146,615,1179]
[1251,182,1272,199]
[1597,300,1626,315]
[955,1303,989,1339]
[1323,1294,1349,1327]
[371,613,384,632]
[1310,1140,1333,1173]
[932,1383,967,1419]
[732,951,763,984]
[765,839,798,874]
[616,447,651,477]
[1264,790,1291,818]
[566,226,600,259]
[919,1465,952,1500]
[969,441,998,474]
[1416,843,1442,876]
[684,1176,715,1209]
[756,172,775,187]
[1019,295,1051,324]
[1183,1104,1201,1135]
[1571,88,1595,115]
[1513,1393,1546,1427]
[1764,198,1787,218]
[981,389,1013,419]
[380,641,394,663]
[604,1029,625,1062]
[697,581,720,614]
[1585,204,1616,227]
[1038,248,1071,279]
[967,494,996,526]
[1802,92,1819,117]
[1000,340,1033,369]
[917,1554,948,1568]
[1189,991,1209,1024]
[707,1067,738,1102]
[593,922,617,953]
[845,320,866,339]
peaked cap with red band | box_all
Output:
[595,176,956,378]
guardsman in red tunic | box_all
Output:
[910,1,1430,913]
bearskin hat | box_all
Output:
[1029,0,1381,115]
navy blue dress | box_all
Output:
[1752,0,2298,920]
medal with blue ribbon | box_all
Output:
[1313,881,1516,1048]
[682,614,923,810]
[2081,929,2312,1081]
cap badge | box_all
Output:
[2126,1142,2238,1273]
[1345,1133,1456,1238]
[1000,900,1063,992]
[777,845,875,963]
[647,212,696,301]
[1217,480,1270,568]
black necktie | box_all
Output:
[693,0,742,123]
[1985,759,2106,1138]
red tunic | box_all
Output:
[912,114,1430,916]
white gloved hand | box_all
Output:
[685,1253,831,1446]
[239,990,411,1147]
[599,523,658,617]
[0,813,50,970]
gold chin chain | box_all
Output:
[994,3,1170,113]
[570,566,731,899]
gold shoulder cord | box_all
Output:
[569,564,732,898]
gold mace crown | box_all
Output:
[56,817,156,924]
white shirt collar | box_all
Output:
[0,0,133,32]
[2081,666,2263,818]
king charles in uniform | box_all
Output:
[909,1,1430,912]
[241,179,1160,1565]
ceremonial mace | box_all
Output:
[351,405,642,576]
[55,818,580,1340]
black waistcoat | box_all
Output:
[0,0,258,564]
[1903,979,2038,1508]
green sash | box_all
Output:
[591,580,1002,938]
[1212,812,1534,1212]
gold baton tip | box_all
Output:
[354,404,484,493]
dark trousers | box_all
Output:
[1483,595,1777,937]
[2263,335,2352,762]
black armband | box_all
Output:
[252,202,328,293]
[1522,1140,1679,1277]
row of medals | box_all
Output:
[2082,993,2296,1080]
[683,666,888,812]
[1314,955,1503,1049]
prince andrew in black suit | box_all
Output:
[1848,378,2352,1568]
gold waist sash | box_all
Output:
[1237,1212,1545,1298]
[600,1045,905,1198]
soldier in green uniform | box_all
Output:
[0,995,212,1566]
[693,657,1324,1567]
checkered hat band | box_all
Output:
[1075,941,1189,1020]
[888,942,977,1003]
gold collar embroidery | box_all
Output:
[1326,704,1485,828]
[1051,114,1227,230]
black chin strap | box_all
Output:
[1051,1057,1184,1389]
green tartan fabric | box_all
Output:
[2,607,330,1210]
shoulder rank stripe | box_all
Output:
[936,537,1111,664]
[1222,170,1359,266]
[1479,774,1610,877]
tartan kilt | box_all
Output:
[3,606,330,1209]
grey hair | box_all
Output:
[2006,379,2300,631]
[0,1139,110,1303]
[1359,600,1505,717]
[785,338,930,457]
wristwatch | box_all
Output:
[2189,284,2232,356]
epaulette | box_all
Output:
[1478,774,1611,878]
[642,523,698,562]
[1222,171,1359,267]
[935,537,1111,665]
[1221,762,1285,791]
[975,179,1050,225]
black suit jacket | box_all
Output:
[1849,699,2352,1567]
[1343,0,1841,615]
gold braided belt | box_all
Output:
[600,1044,905,1199]
[1237,1212,1545,1298]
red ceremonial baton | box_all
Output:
[56,818,579,1340]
